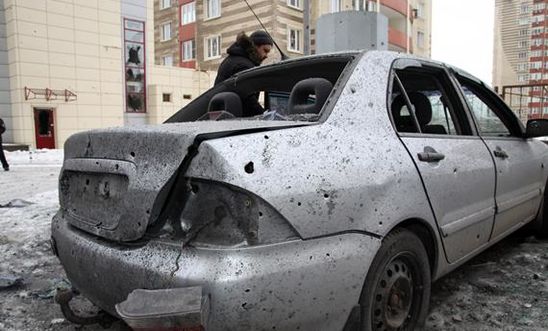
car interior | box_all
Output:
[165,54,356,123]
[391,68,470,135]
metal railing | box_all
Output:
[501,83,548,123]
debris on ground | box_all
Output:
[0,275,24,290]
[0,199,34,208]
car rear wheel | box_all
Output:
[360,229,431,331]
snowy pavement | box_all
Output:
[0,149,63,205]
[0,149,547,330]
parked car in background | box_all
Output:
[51,50,548,331]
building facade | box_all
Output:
[493,0,532,89]
[155,0,432,71]
[493,0,548,120]
[0,0,214,149]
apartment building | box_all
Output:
[155,0,432,71]
[1,0,214,149]
[155,0,180,66]
[493,0,548,120]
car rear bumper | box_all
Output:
[52,213,380,331]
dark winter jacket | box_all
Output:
[0,118,5,135]
[214,33,264,117]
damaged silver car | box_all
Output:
[51,50,548,330]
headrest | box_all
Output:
[288,78,333,115]
[207,92,243,117]
[391,92,432,127]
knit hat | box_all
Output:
[250,30,273,46]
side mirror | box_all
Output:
[526,119,548,138]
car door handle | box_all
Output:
[493,148,508,159]
[417,147,445,163]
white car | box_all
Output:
[51,50,548,331]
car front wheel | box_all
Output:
[360,229,431,331]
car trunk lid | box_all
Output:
[59,121,307,242]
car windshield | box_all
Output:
[165,54,355,123]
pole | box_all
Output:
[304,0,310,55]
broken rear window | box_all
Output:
[166,54,356,123]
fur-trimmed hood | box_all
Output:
[226,32,262,65]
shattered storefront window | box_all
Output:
[124,19,146,113]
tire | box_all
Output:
[532,185,548,239]
[360,229,431,331]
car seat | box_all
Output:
[391,92,447,134]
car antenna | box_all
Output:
[242,0,289,60]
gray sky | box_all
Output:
[431,0,495,85]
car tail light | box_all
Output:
[157,179,300,248]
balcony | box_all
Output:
[381,0,408,16]
[389,27,407,50]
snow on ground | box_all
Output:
[5,149,64,165]
[0,149,63,206]
[0,149,547,330]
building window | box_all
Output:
[205,0,220,19]
[530,61,542,69]
[520,3,530,14]
[417,2,425,18]
[518,17,530,25]
[534,3,546,11]
[205,35,221,59]
[160,0,171,9]
[518,51,528,59]
[182,39,196,60]
[181,2,196,24]
[532,15,545,23]
[352,0,376,11]
[353,0,365,11]
[287,0,302,10]
[532,27,543,35]
[161,22,171,41]
[417,31,425,48]
[330,0,340,12]
[517,63,528,71]
[519,40,529,48]
[162,55,173,66]
[163,93,172,102]
[288,27,302,53]
[124,19,146,113]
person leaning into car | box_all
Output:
[214,30,273,117]
[0,117,9,171]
